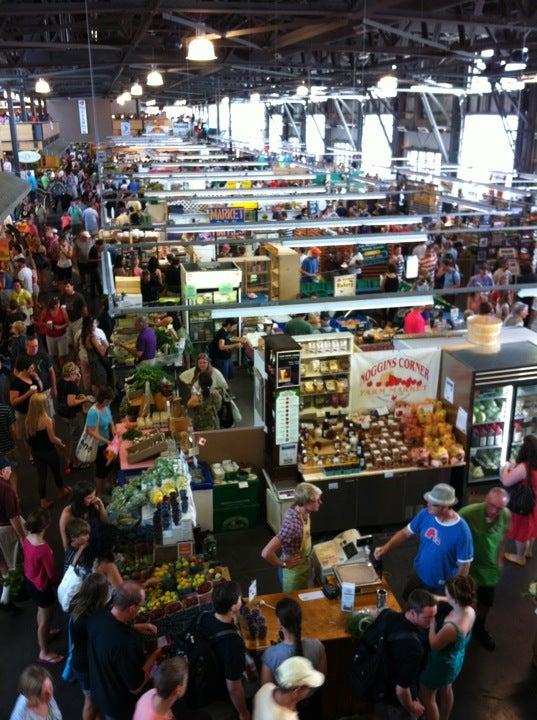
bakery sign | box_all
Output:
[351,349,441,411]
[209,207,245,223]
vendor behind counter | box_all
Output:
[261,483,322,592]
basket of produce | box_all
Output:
[126,430,168,464]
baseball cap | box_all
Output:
[310,247,322,256]
[0,456,13,470]
[275,656,325,690]
[424,483,457,507]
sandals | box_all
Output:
[504,552,526,566]
[38,653,64,665]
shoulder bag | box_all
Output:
[507,475,535,516]
[75,409,99,464]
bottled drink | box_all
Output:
[495,424,503,445]
[487,424,495,446]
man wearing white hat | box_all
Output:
[253,656,325,720]
[374,483,474,599]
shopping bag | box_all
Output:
[75,428,99,464]
[230,399,242,424]
[57,565,85,612]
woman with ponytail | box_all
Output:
[260,598,326,719]
[187,370,222,431]
[261,597,326,682]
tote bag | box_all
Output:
[75,417,99,464]
[57,564,86,612]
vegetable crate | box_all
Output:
[213,501,259,533]
[213,475,260,508]
[126,431,168,464]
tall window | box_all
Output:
[361,114,394,176]
[269,113,283,151]
[459,114,517,184]
[306,114,325,158]
[230,100,265,150]
[407,149,442,176]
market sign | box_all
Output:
[359,244,388,267]
[209,207,245,224]
[78,99,88,135]
[351,349,441,411]
[333,274,356,298]
[18,150,41,164]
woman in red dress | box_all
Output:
[501,435,537,565]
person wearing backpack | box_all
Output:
[196,580,251,720]
[352,589,438,720]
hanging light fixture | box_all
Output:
[504,48,528,72]
[186,27,217,62]
[296,83,309,97]
[146,68,163,87]
[130,81,143,97]
[116,95,125,106]
[376,74,398,97]
[250,92,261,102]
[122,91,132,102]
[35,78,51,94]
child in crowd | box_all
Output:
[63,518,91,574]
[133,656,189,720]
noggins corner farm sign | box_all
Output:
[351,349,440,410]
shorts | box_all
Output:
[46,333,69,358]
[72,668,90,694]
[476,585,496,608]
[25,578,56,608]
[402,571,439,601]
[68,318,83,346]
[0,522,20,570]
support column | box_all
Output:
[216,100,220,137]
[391,93,406,159]
[7,91,20,176]
[420,93,449,162]
[514,85,537,173]
[19,82,27,122]
[135,99,140,118]
[29,94,36,117]
[299,103,306,149]
[264,105,270,148]
[333,99,356,151]
[448,96,463,166]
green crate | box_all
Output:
[213,476,260,507]
[213,502,260,533]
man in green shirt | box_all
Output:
[459,487,510,651]
[284,314,313,336]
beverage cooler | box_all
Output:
[439,342,537,492]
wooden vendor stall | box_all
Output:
[241,581,400,719]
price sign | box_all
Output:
[333,274,356,297]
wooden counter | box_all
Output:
[241,579,400,718]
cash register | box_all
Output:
[312,529,383,594]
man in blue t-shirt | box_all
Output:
[374,483,473,599]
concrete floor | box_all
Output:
[1,365,537,718]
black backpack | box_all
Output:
[351,609,420,702]
[175,611,239,708]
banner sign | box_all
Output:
[209,207,245,224]
[78,99,88,135]
[359,244,388,267]
[333,274,356,297]
[351,349,440,411]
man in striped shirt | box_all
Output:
[418,246,438,283]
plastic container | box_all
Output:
[467,315,502,350]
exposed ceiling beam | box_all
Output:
[373,9,536,32]
[272,19,351,50]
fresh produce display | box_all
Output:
[122,428,143,441]
[240,605,267,640]
[472,397,505,424]
[128,364,173,394]
[140,558,224,616]
[108,456,190,521]
[470,448,502,480]
[154,326,179,355]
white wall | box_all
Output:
[46,97,114,143]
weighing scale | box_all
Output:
[312,528,377,582]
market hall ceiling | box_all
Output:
[0,0,535,100]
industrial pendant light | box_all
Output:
[35,78,51,94]
[147,68,163,87]
[296,83,309,97]
[122,91,132,102]
[116,95,126,105]
[130,81,143,97]
[376,74,398,97]
[187,27,217,62]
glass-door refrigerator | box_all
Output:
[439,342,537,494]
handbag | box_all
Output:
[230,398,242,424]
[57,564,87,612]
[507,478,535,516]
[75,418,99,464]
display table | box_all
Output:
[241,581,400,718]
[117,422,168,473]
